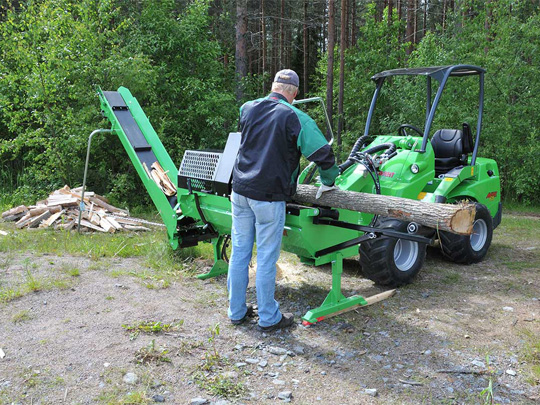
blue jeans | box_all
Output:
[227,191,286,327]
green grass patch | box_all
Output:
[11,309,32,323]
[193,373,245,399]
[134,339,171,365]
[122,320,184,340]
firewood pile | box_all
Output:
[1,186,155,233]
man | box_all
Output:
[228,69,339,332]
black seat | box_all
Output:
[431,124,473,175]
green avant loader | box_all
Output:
[95,65,501,325]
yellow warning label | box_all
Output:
[444,177,453,182]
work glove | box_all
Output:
[316,184,338,199]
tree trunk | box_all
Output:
[280,0,285,67]
[337,0,348,158]
[351,0,357,45]
[388,0,393,26]
[262,0,267,93]
[303,0,308,96]
[293,185,476,235]
[442,0,447,31]
[422,0,427,38]
[235,0,248,101]
[413,0,418,44]
[405,0,414,54]
[326,0,335,141]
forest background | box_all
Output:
[0,0,539,209]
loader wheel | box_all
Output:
[439,203,493,264]
[359,218,427,287]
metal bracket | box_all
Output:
[77,129,113,233]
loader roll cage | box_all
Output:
[365,64,486,166]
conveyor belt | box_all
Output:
[102,91,177,208]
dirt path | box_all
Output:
[0,216,539,404]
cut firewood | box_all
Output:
[16,213,33,229]
[293,184,475,235]
[104,215,122,230]
[4,185,150,233]
[40,209,66,228]
[88,197,128,216]
[28,210,52,228]
[46,196,79,207]
[30,205,62,217]
[149,161,177,197]
[79,219,107,232]
[3,212,26,222]
[99,216,115,233]
[2,205,28,218]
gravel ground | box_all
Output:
[0,215,539,404]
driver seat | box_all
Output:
[431,123,473,176]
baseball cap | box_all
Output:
[273,69,299,88]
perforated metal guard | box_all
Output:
[179,150,222,181]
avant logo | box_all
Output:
[378,171,395,178]
[486,191,497,200]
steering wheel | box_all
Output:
[398,124,423,137]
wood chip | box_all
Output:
[0,230,8,236]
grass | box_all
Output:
[11,309,31,323]
[122,320,184,340]
[134,339,171,365]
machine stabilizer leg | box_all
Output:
[301,252,369,325]
[197,236,229,280]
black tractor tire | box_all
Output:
[359,218,427,287]
[439,203,493,264]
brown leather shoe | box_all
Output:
[257,313,294,332]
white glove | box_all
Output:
[316,184,338,199]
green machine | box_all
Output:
[96,65,501,325]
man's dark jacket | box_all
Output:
[232,92,339,202]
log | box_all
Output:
[28,210,52,228]
[2,205,28,218]
[292,184,475,235]
[41,209,66,228]
[88,197,128,216]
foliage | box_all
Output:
[1,0,539,207]
[0,0,236,206]
[313,1,540,204]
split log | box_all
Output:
[28,210,52,228]
[88,197,128,216]
[30,205,62,216]
[46,196,79,207]
[104,215,122,230]
[41,209,66,228]
[151,161,177,197]
[16,213,33,229]
[293,184,475,235]
[79,219,107,232]
[2,205,28,218]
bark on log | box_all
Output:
[293,184,475,235]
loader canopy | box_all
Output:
[364,64,485,166]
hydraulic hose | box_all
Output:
[362,142,396,156]
[338,135,368,173]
